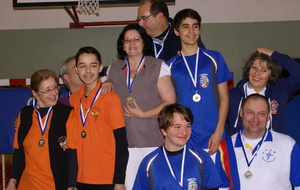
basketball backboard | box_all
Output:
[13,0,175,7]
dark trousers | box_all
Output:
[77,182,114,190]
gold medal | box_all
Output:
[127,96,134,104]
[244,170,253,179]
[90,107,100,120]
[81,130,86,138]
[38,139,45,147]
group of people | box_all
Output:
[6,0,300,189]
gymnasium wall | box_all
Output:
[0,21,300,84]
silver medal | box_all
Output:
[244,170,253,179]
[192,93,201,102]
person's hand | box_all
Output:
[257,48,274,57]
[6,179,17,190]
[207,130,222,155]
[67,187,77,190]
[124,99,145,119]
[114,184,126,190]
[101,79,114,95]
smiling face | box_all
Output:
[123,29,145,57]
[248,59,271,92]
[174,17,200,48]
[161,113,192,151]
[240,97,270,139]
[75,53,103,88]
[32,77,58,108]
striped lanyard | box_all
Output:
[80,84,102,126]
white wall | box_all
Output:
[2,0,300,30]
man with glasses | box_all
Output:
[137,0,205,62]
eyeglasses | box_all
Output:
[135,13,157,23]
[38,86,60,94]
[123,37,141,44]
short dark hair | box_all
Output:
[158,103,194,131]
[173,8,202,31]
[117,23,153,60]
[241,93,270,113]
[75,46,102,66]
[242,51,281,86]
[140,0,169,19]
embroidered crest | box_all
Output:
[199,74,209,88]
[262,148,276,162]
[90,107,100,120]
[187,178,198,190]
[270,100,279,114]
[58,136,67,151]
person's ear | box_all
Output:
[63,74,70,83]
[31,90,39,99]
[156,12,164,21]
[161,129,167,137]
[99,64,104,73]
[174,28,179,36]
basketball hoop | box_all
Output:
[77,0,100,16]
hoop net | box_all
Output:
[77,0,100,16]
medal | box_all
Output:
[80,84,102,137]
[35,107,52,147]
[192,93,201,102]
[90,107,100,120]
[239,130,268,181]
[127,96,134,104]
[38,139,45,147]
[126,56,144,105]
[81,130,86,138]
[181,48,201,103]
[244,170,252,179]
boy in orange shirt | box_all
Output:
[67,46,128,190]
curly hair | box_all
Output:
[117,23,153,60]
[242,51,282,86]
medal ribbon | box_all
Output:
[80,84,102,127]
[163,145,186,188]
[181,47,200,94]
[152,23,170,59]
[126,56,145,93]
[239,129,268,168]
[36,107,53,136]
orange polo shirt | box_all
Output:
[67,81,125,184]
[13,111,55,190]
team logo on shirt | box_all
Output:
[270,100,279,114]
[262,148,276,162]
[90,107,100,120]
[199,74,209,88]
[58,136,67,151]
[187,178,198,190]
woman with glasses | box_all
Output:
[6,69,75,190]
[107,23,176,190]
